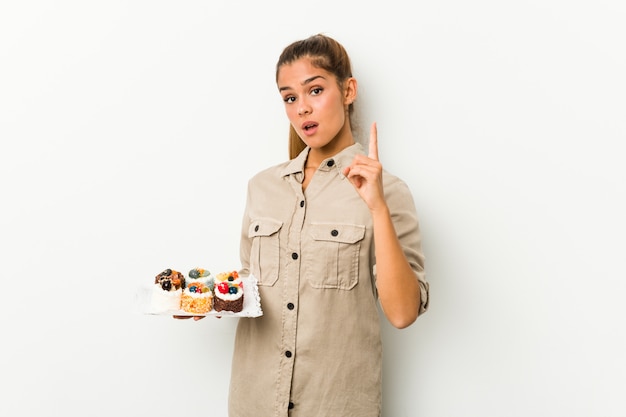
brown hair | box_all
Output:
[276,34,356,159]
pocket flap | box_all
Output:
[310,223,365,244]
[248,218,283,238]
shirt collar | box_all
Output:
[280,143,365,180]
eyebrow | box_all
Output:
[278,75,326,92]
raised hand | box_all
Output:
[343,122,386,212]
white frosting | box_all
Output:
[215,277,242,286]
[214,286,243,301]
[184,279,213,298]
[214,272,243,301]
[183,291,213,300]
[150,284,182,312]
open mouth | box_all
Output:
[303,122,318,131]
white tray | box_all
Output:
[135,275,263,318]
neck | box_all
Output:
[308,137,354,166]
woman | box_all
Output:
[227,33,429,416]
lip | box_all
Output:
[300,121,319,136]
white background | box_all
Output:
[1,1,625,416]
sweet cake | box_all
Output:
[181,268,214,314]
[151,268,186,313]
[213,270,244,313]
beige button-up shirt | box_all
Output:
[229,143,428,417]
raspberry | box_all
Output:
[217,282,229,294]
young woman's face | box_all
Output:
[277,57,355,154]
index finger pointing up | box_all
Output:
[368,122,379,161]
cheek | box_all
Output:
[328,100,346,124]
[323,95,345,117]
[284,105,298,122]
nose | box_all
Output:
[297,102,311,116]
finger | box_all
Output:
[368,122,379,161]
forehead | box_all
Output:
[277,57,335,87]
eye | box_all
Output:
[283,96,296,104]
[311,87,323,96]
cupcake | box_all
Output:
[213,270,244,313]
[180,268,214,314]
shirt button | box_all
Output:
[300,200,305,208]
[287,302,294,310]
[291,252,298,260]
[254,225,259,232]
[285,350,292,358]
[331,229,338,237]
[288,402,294,410]
[327,160,335,167]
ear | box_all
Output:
[343,77,357,105]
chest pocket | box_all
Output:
[248,218,282,286]
[305,223,366,290]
